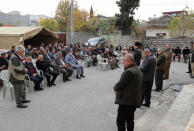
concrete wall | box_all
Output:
[0,11,39,26]
[146,29,171,38]
[66,32,97,45]
[145,37,194,48]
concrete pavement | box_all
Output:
[0,62,193,131]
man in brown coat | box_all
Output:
[163,45,172,79]
[155,48,166,91]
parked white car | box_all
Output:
[84,37,106,46]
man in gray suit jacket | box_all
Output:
[54,52,73,82]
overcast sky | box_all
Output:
[0,0,194,20]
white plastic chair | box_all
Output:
[97,55,109,70]
[24,74,35,93]
[0,70,14,100]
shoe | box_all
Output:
[76,76,81,79]
[17,104,27,108]
[47,85,52,87]
[35,88,41,91]
[186,71,191,73]
[153,89,161,92]
[21,100,31,103]
[66,78,71,81]
[142,104,150,108]
[39,88,44,90]
[51,83,56,86]
[137,105,141,108]
[80,75,85,78]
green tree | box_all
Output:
[98,17,117,34]
[115,0,140,35]
[168,12,194,37]
[39,18,58,31]
[55,0,72,32]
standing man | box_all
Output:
[114,53,142,131]
[133,42,142,66]
[186,41,194,74]
[163,45,172,80]
[9,45,30,108]
[155,48,166,92]
[140,49,156,108]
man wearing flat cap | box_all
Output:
[154,48,166,92]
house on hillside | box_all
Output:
[146,10,188,38]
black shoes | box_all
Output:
[17,104,28,108]
[51,83,56,86]
[35,87,44,91]
[76,76,81,79]
[80,75,85,78]
[153,89,162,92]
[47,85,52,87]
[186,71,191,73]
[22,100,31,103]
[66,78,72,81]
[142,104,150,108]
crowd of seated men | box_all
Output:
[0,42,121,91]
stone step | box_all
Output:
[134,88,177,131]
[156,84,194,131]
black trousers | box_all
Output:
[155,70,164,91]
[116,105,136,131]
[66,67,73,77]
[30,75,43,88]
[44,70,59,85]
[188,56,191,72]
[141,81,153,105]
[173,55,180,61]
[61,69,68,81]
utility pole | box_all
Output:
[70,0,74,45]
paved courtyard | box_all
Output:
[0,62,193,131]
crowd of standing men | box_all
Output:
[113,41,194,131]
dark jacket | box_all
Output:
[0,57,9,69]
[36,60,54,73]
[191,49,194,62]
[114,64,142,106]
[24,62,37,76]
[140,55,156,82]
[156,54,166,70]
[133,48,141,66]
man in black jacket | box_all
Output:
[114,53,142,131]
[133,42,142,66]
[36,55,59,87]
[140,49,156,107]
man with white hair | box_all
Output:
[140,49,156,108]
[9,45,30,108]
[154,48,166,92]
[114,53,142,131]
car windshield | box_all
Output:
[88,38,100,42]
